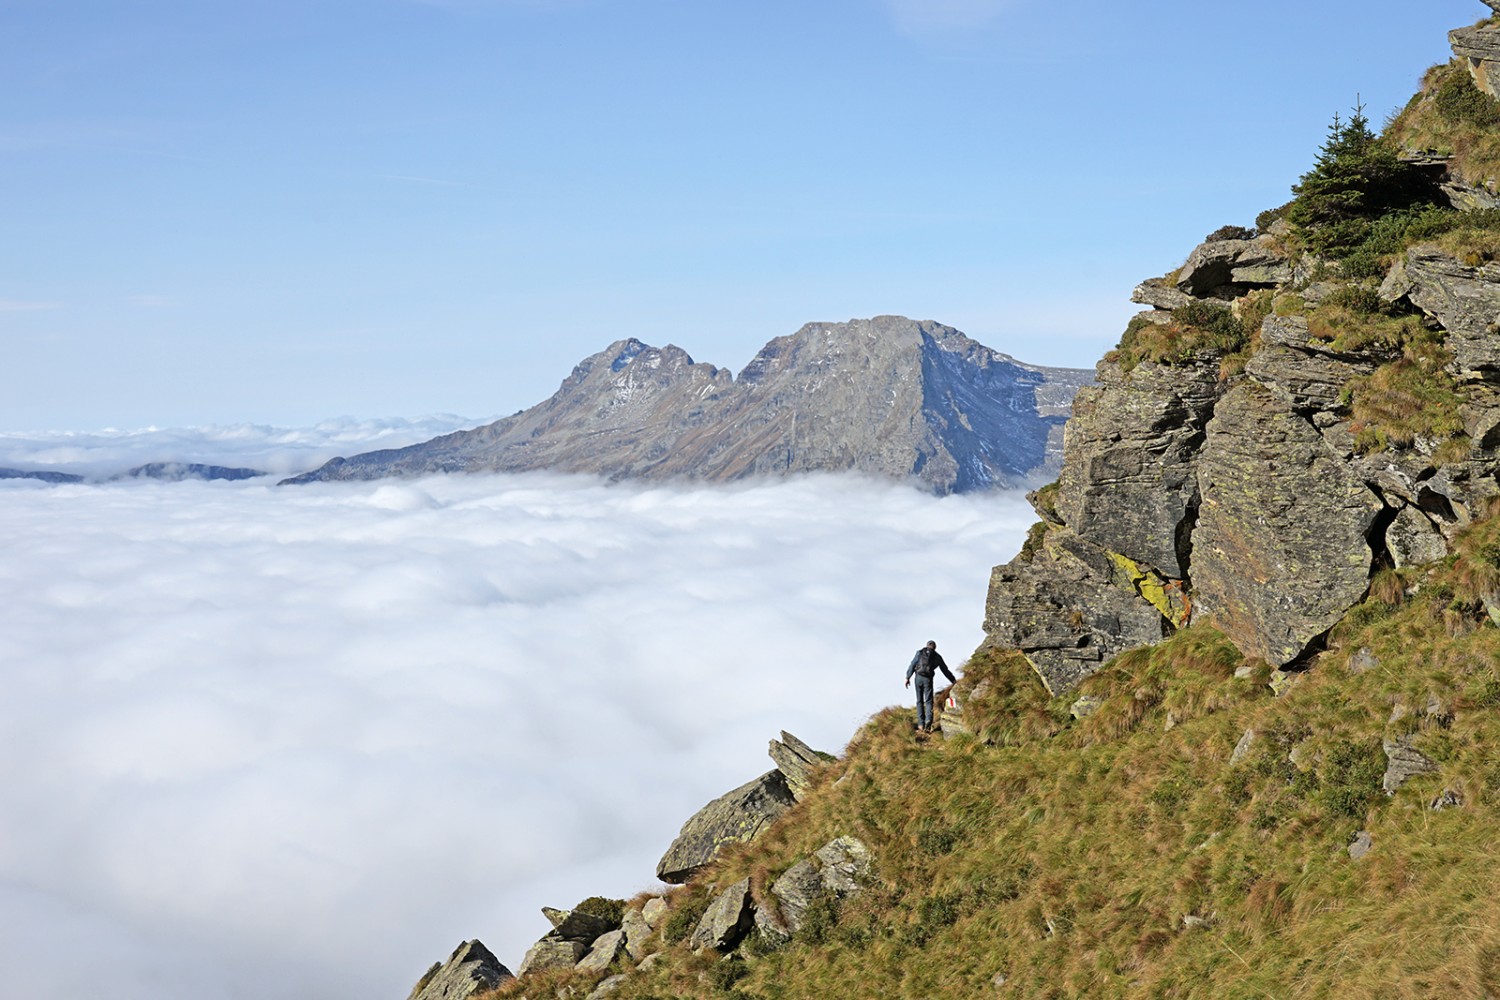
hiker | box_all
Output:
[904,640,956,733]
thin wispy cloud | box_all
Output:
[0,297,60,312]
[0,467,1031,1000]
[884,0,1016,35]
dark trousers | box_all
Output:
[914,674,935,729]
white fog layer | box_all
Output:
[0,471,1031,1000]
[0,416,485,478]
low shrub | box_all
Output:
[573,896,626,926]
[1206,224,1256,242]
[1435,65,1500,127]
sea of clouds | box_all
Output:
[0,435,1033,1000]
[0,415,487,479]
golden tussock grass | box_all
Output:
[483,501,1500,1000]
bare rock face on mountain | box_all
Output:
[406,940,512,1000]
[1055,355,1223,579]
[983,42,1500,689]
[1190,383,1384,666]
[655,770,796,884]
[1452,21,1500,99]
[984,523,1169,694]
[282,317,1092,493]
[1398,247,1500,377]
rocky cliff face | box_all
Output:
[281,317,1091,494]
[982,27,1500,692]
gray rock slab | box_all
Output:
[1055,355,1223,578]
[689,877,754,952]
[1176,236,1291,295]
[406,940,514,1000]
[1401,247,1500,377]
[547,909,617,943]
[814,836,873,900]
[1348,831,1373,860]
[1229,729,1256,766]
[1348,647,1379,674]
[641,896,667,929]
[1452,26,1500,99]
[1383,736,1440,795]
[768,858,823,934]
[586,974,629,999]
[1192,382,1382,666]
[768,731,825,800]
[656,770,796,883]
[1245,316,1379,412]
[576,929,626,975]
[984,524,1166,694]
[517,938,586,977]
[1387,504,1448,568]
[620,907,653,962]
[1070,695,1102,720]
[1131,279,1192,311]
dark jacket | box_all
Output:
[906,647,956,684]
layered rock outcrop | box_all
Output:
[1452,16,1500,100]
[985,33,1500,690]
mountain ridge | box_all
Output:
[281,316,1093,494]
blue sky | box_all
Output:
[2,0,1480,429]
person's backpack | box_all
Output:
[916,647,933,676]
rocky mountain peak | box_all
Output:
[282,316,1091,492]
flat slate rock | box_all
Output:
[656,770,796,883]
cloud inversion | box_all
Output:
[0,469,1031,999]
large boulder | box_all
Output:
[985,523,1168,694]
[689,877,755,952]
[516,938,586,976]
[1192,383,1383,665]
[575,929,626,975]
[813,836,874,899]
[764,858,821,937]
[406,940,513,1000]
[1131,279,1193,312]
[1386,503,1449,568]
[656,770,797,883]
[1055,355,1224,578]
[619,907,654,962]
[762,836,875,938]
[542,907,618,942]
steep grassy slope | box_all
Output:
[489,542,1500,998]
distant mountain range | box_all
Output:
[283,316,1093,493]
[0,463,265,485]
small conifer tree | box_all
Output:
[1288,100,1430,255]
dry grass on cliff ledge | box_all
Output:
[1387,59,1500,189]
